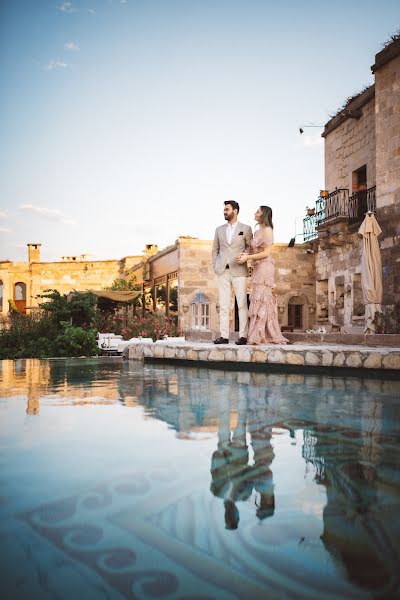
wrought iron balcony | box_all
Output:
[349,186,376,223]
[303,186,376,242]
[303,213,318,242]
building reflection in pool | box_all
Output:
[1,358,399,597]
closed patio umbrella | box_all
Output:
[358,213,383,334]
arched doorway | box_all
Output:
[14,282,27,314]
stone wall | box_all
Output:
[373,44,400,305]
[314,225,363,331]
[324,92,376,191]
[128,339,400,371]
[177,238,219,334]
[0,254,142,315]
[180,240,317,336]
[272,244,316,330]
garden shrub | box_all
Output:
[0,290,100,359]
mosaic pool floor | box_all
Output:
[1,358,399,599]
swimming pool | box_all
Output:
[1,358,399,599]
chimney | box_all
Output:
[144,243,158,257]
[27,243,41,263]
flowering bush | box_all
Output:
[121,312,182,341]
[98,312,126,335]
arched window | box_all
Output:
[14,282,27,314]
[0,280,3,311]
[191,292,210,330]
[15,282,26,301]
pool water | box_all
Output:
[0,358,399,600]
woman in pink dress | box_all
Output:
[237,206,288,345]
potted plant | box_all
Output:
[320,190,329,198]
[306,206,315,216]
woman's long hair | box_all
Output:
[259,205,273,228]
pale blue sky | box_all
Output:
[1,0,399,262]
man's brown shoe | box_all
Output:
[214,337,229,344]
[235,337,247,345]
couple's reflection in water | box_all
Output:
[6,358,400,596]
[210,382,275,529]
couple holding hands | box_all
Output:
[212,200,288,346]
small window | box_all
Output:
[191,292,210,330]
[352,165,367,193]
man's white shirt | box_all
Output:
[226,221,238,244]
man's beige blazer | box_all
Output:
[212,221,253,276]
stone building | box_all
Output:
[0,237,316,338]
[126,237,316,338]
[303,35,400,332]
[0,243,142,316]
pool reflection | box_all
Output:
[1,358,400,598]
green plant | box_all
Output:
[38,289,98,328]
[108,276,140,292]
[0,290,101,359]
[0,311,57,359]
[8,298,19,314]
[54,323,99,357]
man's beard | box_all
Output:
[224,213,233,221]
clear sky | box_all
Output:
[1,0,399,262]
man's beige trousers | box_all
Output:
[217,270,248,340]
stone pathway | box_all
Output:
[126,340,400,371]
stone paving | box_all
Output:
[126,340,400,371]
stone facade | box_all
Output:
[273,244,316,331]
[314,225,364,331]
[177,238,219,334]
[324,87,376,193]
[0,244,142,316]
[127,237,316,338]
[306,35,400,330]
[373,40,400,304]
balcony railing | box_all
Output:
[303,213,318,242]
[323,188,350,220]
[303,185,376,242]
[349,186,376,223]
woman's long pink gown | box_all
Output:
[247,227,288,345]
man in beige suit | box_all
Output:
[212,200,253,344]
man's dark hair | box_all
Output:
[224,200,240,213]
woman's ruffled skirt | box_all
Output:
[248,263,288,345]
